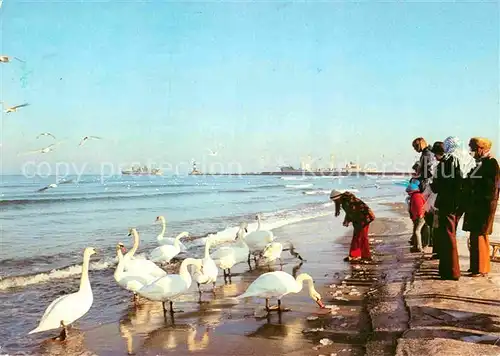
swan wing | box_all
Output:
[118,272,158,292]
[210,246,233,260]
[262,242,282,260]
[29,291,92,334]
[125,259,166,278]
[245,231,274,246]
[149,245,179,263]
[157,237,188,252]
[137,275,187,300]
[237,271,293,299]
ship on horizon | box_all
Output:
[121,165,163,176]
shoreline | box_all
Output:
[15,208,410,356]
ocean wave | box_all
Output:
[302,188,360,196]
[280,177,308,181]
[285,184,314,189]
[303,189,331,195]
[0,258,114,291]
[0,188,255,207]
[251,184,284,189]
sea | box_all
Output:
[0,173,410,353]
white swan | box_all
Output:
[210,222,249,280]
[124,228,167,278]
[192,237,219,292]
[236,271,324,312]
[244,214,275,258]
[260,242,283,265]
[29,247,97,340]
[149,231,188,263]
[114,243,158,302]
[136,257,202,314]
[259,241,304,266]
[155,216,187,252]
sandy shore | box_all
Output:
[23,209,410,356]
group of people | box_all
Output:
[327,135,499,282]
[408,136,499,280]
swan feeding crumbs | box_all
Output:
[28,247,97,340]
[236,271,325,312]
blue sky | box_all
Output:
[1,1,498,174]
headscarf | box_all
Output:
[443,136,476,178]
[469,137,492,160]
[405,182,420,193]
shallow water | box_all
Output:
[0,174,406,354]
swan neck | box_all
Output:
[204,239,211,258]
[114,249,125,280]
[127,230,139,258]
[179,258,197,286]
[295,273,313,293]
[174,233,183,248]
[158,219,166,239]
[238,232,248,248]
[79,252,92,291]
[256,216,261,230]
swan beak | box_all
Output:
[315,299,325,309]
[244,228,248,233]
[127,232,132,236]
[121,247,127,254]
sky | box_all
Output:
[0,1,499,175]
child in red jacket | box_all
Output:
[406,182,427,253]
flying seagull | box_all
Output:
[36,132,56,140]
[1,102,29,113]
[206,148,218,156]
[79,136,102,146]
[0,55,25,63]
[18,142,63,156]
[206,143,224,156]
[37,183,57,192]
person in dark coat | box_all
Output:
[330,189,375,262]
[412,137,434,192]
[463,137,499,277]
[430,138,464,280]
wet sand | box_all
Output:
[24,212,410,356]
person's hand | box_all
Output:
[343,220,350,227]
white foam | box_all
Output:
[280,177,307,181]
[188,203,336,248]
[0,258,115,291]
[285,184,314,189]
[303,189,331,196]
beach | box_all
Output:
[2,175,500,355]
[19,212,410,356]
[0,174,406,354]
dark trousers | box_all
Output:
[437,212,461,280]
[423,212,434,247]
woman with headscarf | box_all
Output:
[430,136,475,280]
[412,137,434,192]
[330,189,375,262]
[463,138,499,277]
